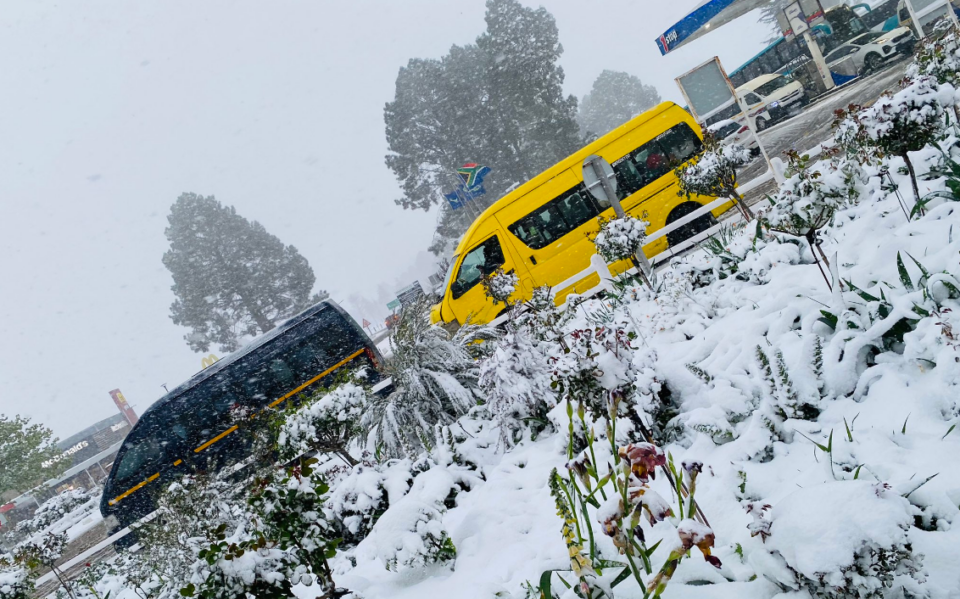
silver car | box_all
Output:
[824,27,916,80]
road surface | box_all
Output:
[739,58,910,199]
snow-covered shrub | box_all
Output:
[186,461,345,599]
[765,151,842,284]
[371,500,455,572]
[0,561,30,599]
[478,326,557,446]
[23,488,92,533]
[13,532,68,592]
[515,285,573,343]
[365,468,462,573]
[675,132,754,220]
[860,77,944,204]
[755,345,820,421]
[365,299,495,457]
[589,214,648,264]
[184,529,307,599]
[279,382,369,466]
[127,474,244,598]
[700,220,804,284]
[764,481,926,599]
[830,106,875,204]
[551,322,638,423]
[907,28,960,88]
[325,463,409,547]
[481,267,519,306]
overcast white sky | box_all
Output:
[0,0,772,438]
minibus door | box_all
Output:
[447,233,518,325]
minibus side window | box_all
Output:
[451,236,504,299]
[612,123,702,199]
[508,186,600,250]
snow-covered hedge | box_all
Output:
[590,215,648,264]
[764,481,925,599]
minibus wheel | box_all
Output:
[665,202,718,248]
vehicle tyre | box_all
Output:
[864,53,882,73]
[665,202,718,248]
[755,117,768,131]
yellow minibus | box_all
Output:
[430,101,733,327]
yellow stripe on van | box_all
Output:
[109,472,159,506]
[194,425,238,453]
[267,348,366,409]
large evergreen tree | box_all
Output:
[384,0,581,255]
[578,70,661,139]
[163,193,326,353]
[0,415,61,496]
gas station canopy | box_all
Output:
[655,0,775,55]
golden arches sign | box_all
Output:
[201,354,220,369]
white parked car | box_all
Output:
[707,119,759,154]
[735,73,807,131]
[824,27,916,80]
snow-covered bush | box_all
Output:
[478,326,556,446]
[551,322,639,423]
[365,468,462,573]
[515,285,573,343]
[589,214,648,264]
[0,561,30,599]
[365,299,495,457]
[279,382,369,466]
[675,132,754,220]
[22,488,92,533]
[186,460,346,599]
[13,532,69,593]
[481,267,519,306]
[755,344,820,421]
[326,462,412,547]
[907,28,960,88]
[700,220,804,284]
[765,151,842,276]
[764,482,926,599]
[860,77,944,204]
[371,499,455,573]
[126,474,244,599]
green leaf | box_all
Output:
[796,430,831,453]
[818,310,838,330]
[853,464,863,480]
[844,418,854,442]
[844,279,879,303]
[943,424,957,440]
[897,252,914,291]
[902,414,910,435]
[905,252,931,286]
[180,584,196,597]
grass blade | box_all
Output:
[897,252,914,291]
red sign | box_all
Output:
[362,318,371,329]
[109,389,139,427]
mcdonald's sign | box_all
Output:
[201,354,220,369]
